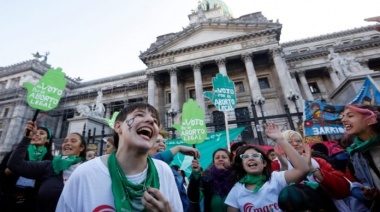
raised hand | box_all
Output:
[178,146,201,159]
[264,122,284,142]
[203,73,236,112]
[24,120,38,139]
[302,144,312,168]
[191,159,201,172]
[172,99,207,145]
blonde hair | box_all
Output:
[282,130,303,143]
[159,128,170,139]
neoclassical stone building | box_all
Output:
[1,0,379,158]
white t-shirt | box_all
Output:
[56,156,183,212]
[225,171,287,212]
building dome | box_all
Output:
[195,0,232,17]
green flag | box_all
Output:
[166,127,245,176]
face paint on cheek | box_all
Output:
[126,117,136,132]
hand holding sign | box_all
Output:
[173,99,207,145]
[203,73,236,111]
[24,67,67,111]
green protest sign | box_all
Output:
[173,99,207,145]
[103,111,119,129]
[23,67,67,111]
[204,73,236,111]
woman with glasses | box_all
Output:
[225,122,309,212]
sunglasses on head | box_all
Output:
[240,153,261,160]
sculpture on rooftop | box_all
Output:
[76,90,105,119]
[328,49,370,78]
[32,51,50,63]
[328,48,352,77]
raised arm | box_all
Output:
[265,122,309,184]
[7,121,50,179]
[170,146,200,159]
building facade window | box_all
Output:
[3,108,9,118]
[166,92,171,104]
[308,82,320,94]
[258,77,270,89]
[234,82,245,93]
[189,86,212,100]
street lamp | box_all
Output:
[166,108,177,138]
[287,89,302,123]
[251,99,263,145]
[253,95,266,120]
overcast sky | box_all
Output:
[1,0,379,81]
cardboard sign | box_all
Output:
[23,67,67,111]
[204,73,236,111]
[173,99,207,145]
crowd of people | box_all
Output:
[0,102,379,211]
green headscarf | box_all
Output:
[108,152,160,211]
[52,155,83,174]
[28,145,47,161]
[347,135,380,155]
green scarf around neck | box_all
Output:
[28,145,47,161]
[347,135,380,156]
[108,152,160,212]
[52,155,83,174]
[239,174,267,194]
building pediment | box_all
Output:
[139,12,281,63]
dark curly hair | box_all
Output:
[230,145,272,182]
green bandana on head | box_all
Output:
[108,152,160,212]
[347,135,380,155]
[28,145,47,161]
[239,174,267,194]
[52,155,83,174]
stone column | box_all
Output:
[289,72,302,95]
[242,53,262,100]
[55,115,63,138]
[192,62,206,113]
[147,71,156,107]
[327,68,341,89]
[4,103,28,149]
[105,104,111,119]
[298,70,314,101]
[5,79,12,89]
[168,67,179,111]
[271,48,296,102]
[216,58,227,76]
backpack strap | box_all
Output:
[362,151,380,180]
